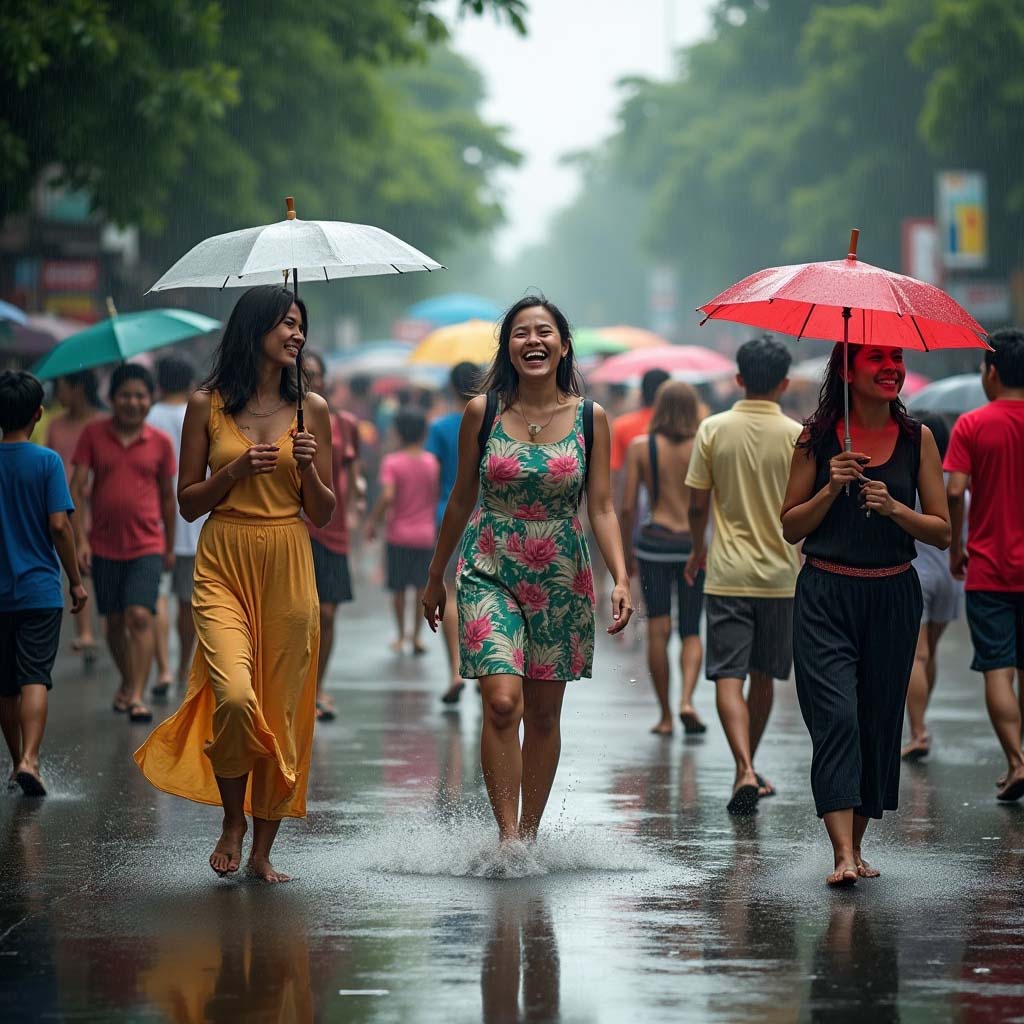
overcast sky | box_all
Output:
[446,0,716,260]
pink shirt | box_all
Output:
[380,449,439,549]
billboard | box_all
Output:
[935,172,987,270]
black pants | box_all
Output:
[793,564,922,820]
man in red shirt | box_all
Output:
[610,369,671,481]
[304,353,364,722]
[71,365,176,724]
[945,327,1024,802]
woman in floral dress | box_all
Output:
[422,296,633,843]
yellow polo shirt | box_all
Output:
[685,400,802,598]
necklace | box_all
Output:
[516,397,562,441]
[244,399,288,418]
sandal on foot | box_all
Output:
[827,869,859,888]
[315,700,337,722]
[128,703,153,724]
[679,710,707,735]
[727,784,759,816]
[112,697,131,714]
[15,771,46,798]
[151,681,171,700]
[755,773,776,798]
[441,682,466,705]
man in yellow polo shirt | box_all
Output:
[685,338,801,816]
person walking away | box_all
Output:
[71,365,175,724]
[304,350,364,722]
[366,408,439,656]
[134,285,334,882]
[781,343,949,886]
[45,370,103,665]
[944,327,1024,802]
[426,361,479,704]
[685,338,801,814]
[0,371,88,796]
[901,412,963,761]
[620,380,706,735]
[422,296,634,845]
[148,355,207,697]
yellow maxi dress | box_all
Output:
[134,392,319,820]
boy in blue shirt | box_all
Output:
[0,370,87,796]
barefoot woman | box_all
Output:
[135,286,334,881]
[422,296,633,842]
[781,343,949,887]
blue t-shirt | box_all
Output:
[424,411,462,527]
[0,443,74,611]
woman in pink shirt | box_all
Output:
[366,408,439,655]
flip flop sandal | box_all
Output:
[112,698,130,714]
[727,784,759,816]
[755,773,777,798]
[828,870,859,888]
[679,710,707,735]
[315,701,337,722]
[441,683,466,705]
[901,745,930,762]
[128,704,153,724]
[151,682,171,700]
[996,777,1024,802]
[15,771,46,798]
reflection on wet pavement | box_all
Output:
[2,588,1023,1022]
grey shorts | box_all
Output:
[705,594,794,682]
[171,556,196,603]
[919,567,962,624]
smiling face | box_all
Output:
[847,346,906,401]
[507,305,568,383]
[111,378,152,429]
[261,302,305,370]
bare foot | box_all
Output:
[246,854,291,883]
[14,761,46,798]
[755,773,776,798]
[854,849,880,878]
[650,719,673,735]
[996,765,1024,802]
[901,735,930,761]
[389,637,405,654]
[827,859,859,887]
[209,819,247,877]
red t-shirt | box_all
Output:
[610,407,653,471]
[944,399,1024,591]
[306,410,359,555]
[380,450,439,549]
[72,418,176,560]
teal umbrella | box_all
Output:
[31,308,221,380]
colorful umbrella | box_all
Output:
[0,300,28,325]
[406,293,500,326]
[588,344,735,385]
[32,309,221,380]
[408,319,497,366]
[1,314,84,358]
[595,326,669,350]
[698,230,989,450]
[327,342,416,378]
[907,374,987,416]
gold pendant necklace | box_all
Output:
[517,399,561,442]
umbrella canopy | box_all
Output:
[31,309,221,380]
[327,342,416,378]
[907,374,987,416]
[0,314,83,358]
[589,344,735,385]
[790,355,931,397]
[595,325,670,350]
[148,212,443,292]
[572,328,632,357]
[406,293,500,326]
[409,319,497,366]
[0,300,28,325]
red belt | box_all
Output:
[807,557,911,578]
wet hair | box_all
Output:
[736,337,791,394]
[985,327,1024,388]
[648,380,700,442]
[450,361,480,401]
[918,412,951,461]
[417,388,435,412]
[57,369,102,409]
[156,354,195,395]
[478,295,583,408]
[0,370,44,432]
[641,368,671,407]
[393,406,427,446]
[200,285,307,415]
[109,363,155,399]
[799,343,917,459]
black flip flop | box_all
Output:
[755,773,777,798]
[996,777,1024,802]
[441,683,466,705]
[679,710,707,735]
[16,771,46,798]
[902,745,930,762]
[727,783,759,816]
[128,704,153,724]
[828,871,858,889]
[315,701,337,722]
[151,682,171,700]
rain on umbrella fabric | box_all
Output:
[31,309,221,380]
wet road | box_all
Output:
[2,565,1023,1023]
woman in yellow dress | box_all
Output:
[135,285,335,882]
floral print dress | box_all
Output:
[457,398,596,681]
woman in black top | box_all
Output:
[781,343,949,888]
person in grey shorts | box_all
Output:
[685,339,802,816]
[902,414,963,761]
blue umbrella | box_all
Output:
[0,299,28,325]
[407,293,501,326]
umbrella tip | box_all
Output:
[105,296,118,318]
[847,228,860,260]
[285,196,296,221]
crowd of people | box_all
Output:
[1,283,1023,888]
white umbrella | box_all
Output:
[907,373,986,416]
[147,197,444,427]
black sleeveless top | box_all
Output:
[802,422,921,568]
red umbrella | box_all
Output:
[698,229,989,451]
[589,344,734,385]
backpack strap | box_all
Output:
[647,430,660,507]
[578,398,595,507]
[477,390,499,465]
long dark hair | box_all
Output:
[201,285,307,415]
[799,342,917,459]
[478,295,584,408]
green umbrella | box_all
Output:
[571,327,630,357]
[31,308,221,380]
